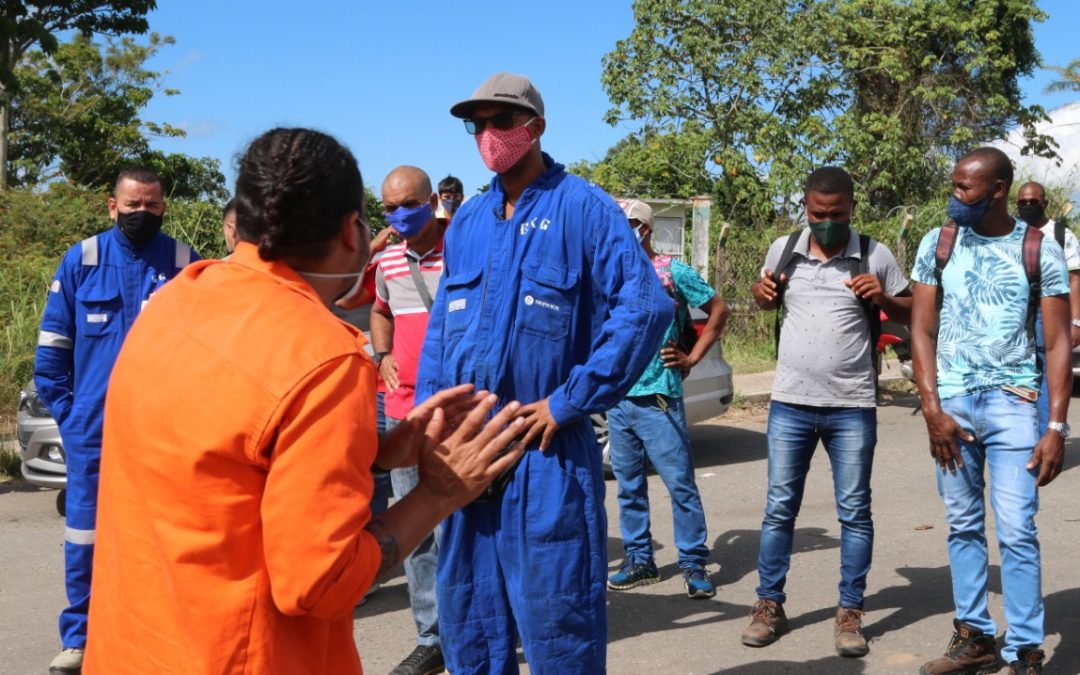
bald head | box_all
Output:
[1018,181,1046,203]
[956,147,1014,191]
[382,166,432,200]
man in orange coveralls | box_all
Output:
[83,127,527,675]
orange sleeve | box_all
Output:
[259,352,382,620]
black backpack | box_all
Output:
[772,230,879,356]
[933,220,1043,340]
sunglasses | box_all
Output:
[463,111,531,135]
[1017,199,1042,207]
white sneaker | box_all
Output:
[49,648,84,674]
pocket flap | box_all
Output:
[444,267,483,287]
[75,285,120,303]
[522,261,578,290]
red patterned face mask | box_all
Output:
[475,118,536,173]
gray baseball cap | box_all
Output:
[450,72,545,119]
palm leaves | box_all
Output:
[1045,59,1080,95]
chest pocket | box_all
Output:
[442,267,483,338]
[75,285,121,339]
[518,261,579,340]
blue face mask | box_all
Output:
[947,185,996,228]
[440,199,462,216]
[386,203,432,238]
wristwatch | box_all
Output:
[1072,319,1080,328]
[1048,421,1070,439]
[372,351,389,366]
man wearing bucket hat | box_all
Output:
[415,73,672,673]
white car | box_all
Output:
[594,308,734,476]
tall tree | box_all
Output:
[0,0,155,188]
[8,33,226,201]
[602,0,1055,217]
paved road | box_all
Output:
[2,396,1080,674]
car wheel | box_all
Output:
[591,413,614,479]
[56,489,66,517]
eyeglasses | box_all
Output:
[463,111,531,135]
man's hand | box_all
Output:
[415,394,527,511]
[371,226,398,253]
[751,269,784,309]
[845,273,883,302]
[377,384,483,468]
[378,354,400,391]
[1071,325,1080,349]
[1028,431,1065,487]
[922,408,974,473]
[519,398,560,452]
[660,340,693,377]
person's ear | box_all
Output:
[531,116,546,140]
[991,180,1007,201]
[341,210,363,253]
[108,196,118,222]
[428,192,439,210]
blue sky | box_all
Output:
[139,0,1080,201]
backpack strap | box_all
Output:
[933,222,959,311]
[855,234,881,351]
[1022,224,1044,341]
[1054,220,1066,250]
[773,229,804,356]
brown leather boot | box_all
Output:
[834,607,869,657]
[741,598,787,647]
[919,619,1002,675]
[1007,647,1044,674]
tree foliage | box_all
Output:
[600,0,1055,217]
[1045,58,1080,95]
[8,32,226,200]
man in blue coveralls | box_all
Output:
[34,167,199,674]
[415,73,673,674]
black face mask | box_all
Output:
[1017,204,1045,226]
[117,209,163,245]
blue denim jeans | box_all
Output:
[937,389,1043,663]
[608,395,709,570]
[370,391,391,516]
[385,416,441,647]
[1035,316,1050,437]
[757,401,876,609]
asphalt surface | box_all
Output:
[2,394,1080,674]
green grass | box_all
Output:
[722,309,776,375]
[0,445,21,482]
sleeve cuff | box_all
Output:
[547,389,583,428]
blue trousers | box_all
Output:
[757,401,876,609]
[60,443,99,649]
[608,395,709,569]
[437,422,607,674]
[937,389,1044,663]
[385,416,440,648]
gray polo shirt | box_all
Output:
[763,228,908,408]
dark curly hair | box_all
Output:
[233,128,365,261]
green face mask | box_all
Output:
[808,219,850,248]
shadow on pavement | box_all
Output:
[691,424,768,470]
[0,479,43,495]
[711,527,842,588]
[1044,587,1080,672]
[712,655,868,674]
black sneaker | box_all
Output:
[389,645,444,675]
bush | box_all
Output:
[0,184,227,429]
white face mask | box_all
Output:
[296,270,365,304]
[634,225,647,244]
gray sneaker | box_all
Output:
[49,648,84,674]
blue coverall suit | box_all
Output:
[34,225,198,649]
[415,155,673,674]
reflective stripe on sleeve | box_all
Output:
[81,236,99,266]
[64,527,95,545]
[175,241,191,268]
[38,331,73,349]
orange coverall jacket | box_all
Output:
[85,243,381,674]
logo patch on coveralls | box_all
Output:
[86,313,109,323]
[519,217,551,236]
[524,295,560,312]
[449,298,467,312]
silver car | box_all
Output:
[595,307,734,476]
[16,381,67,514]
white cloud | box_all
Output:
[176,120,222,138]
[992,101,1080,203]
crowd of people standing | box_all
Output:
[32,71,1073,675]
